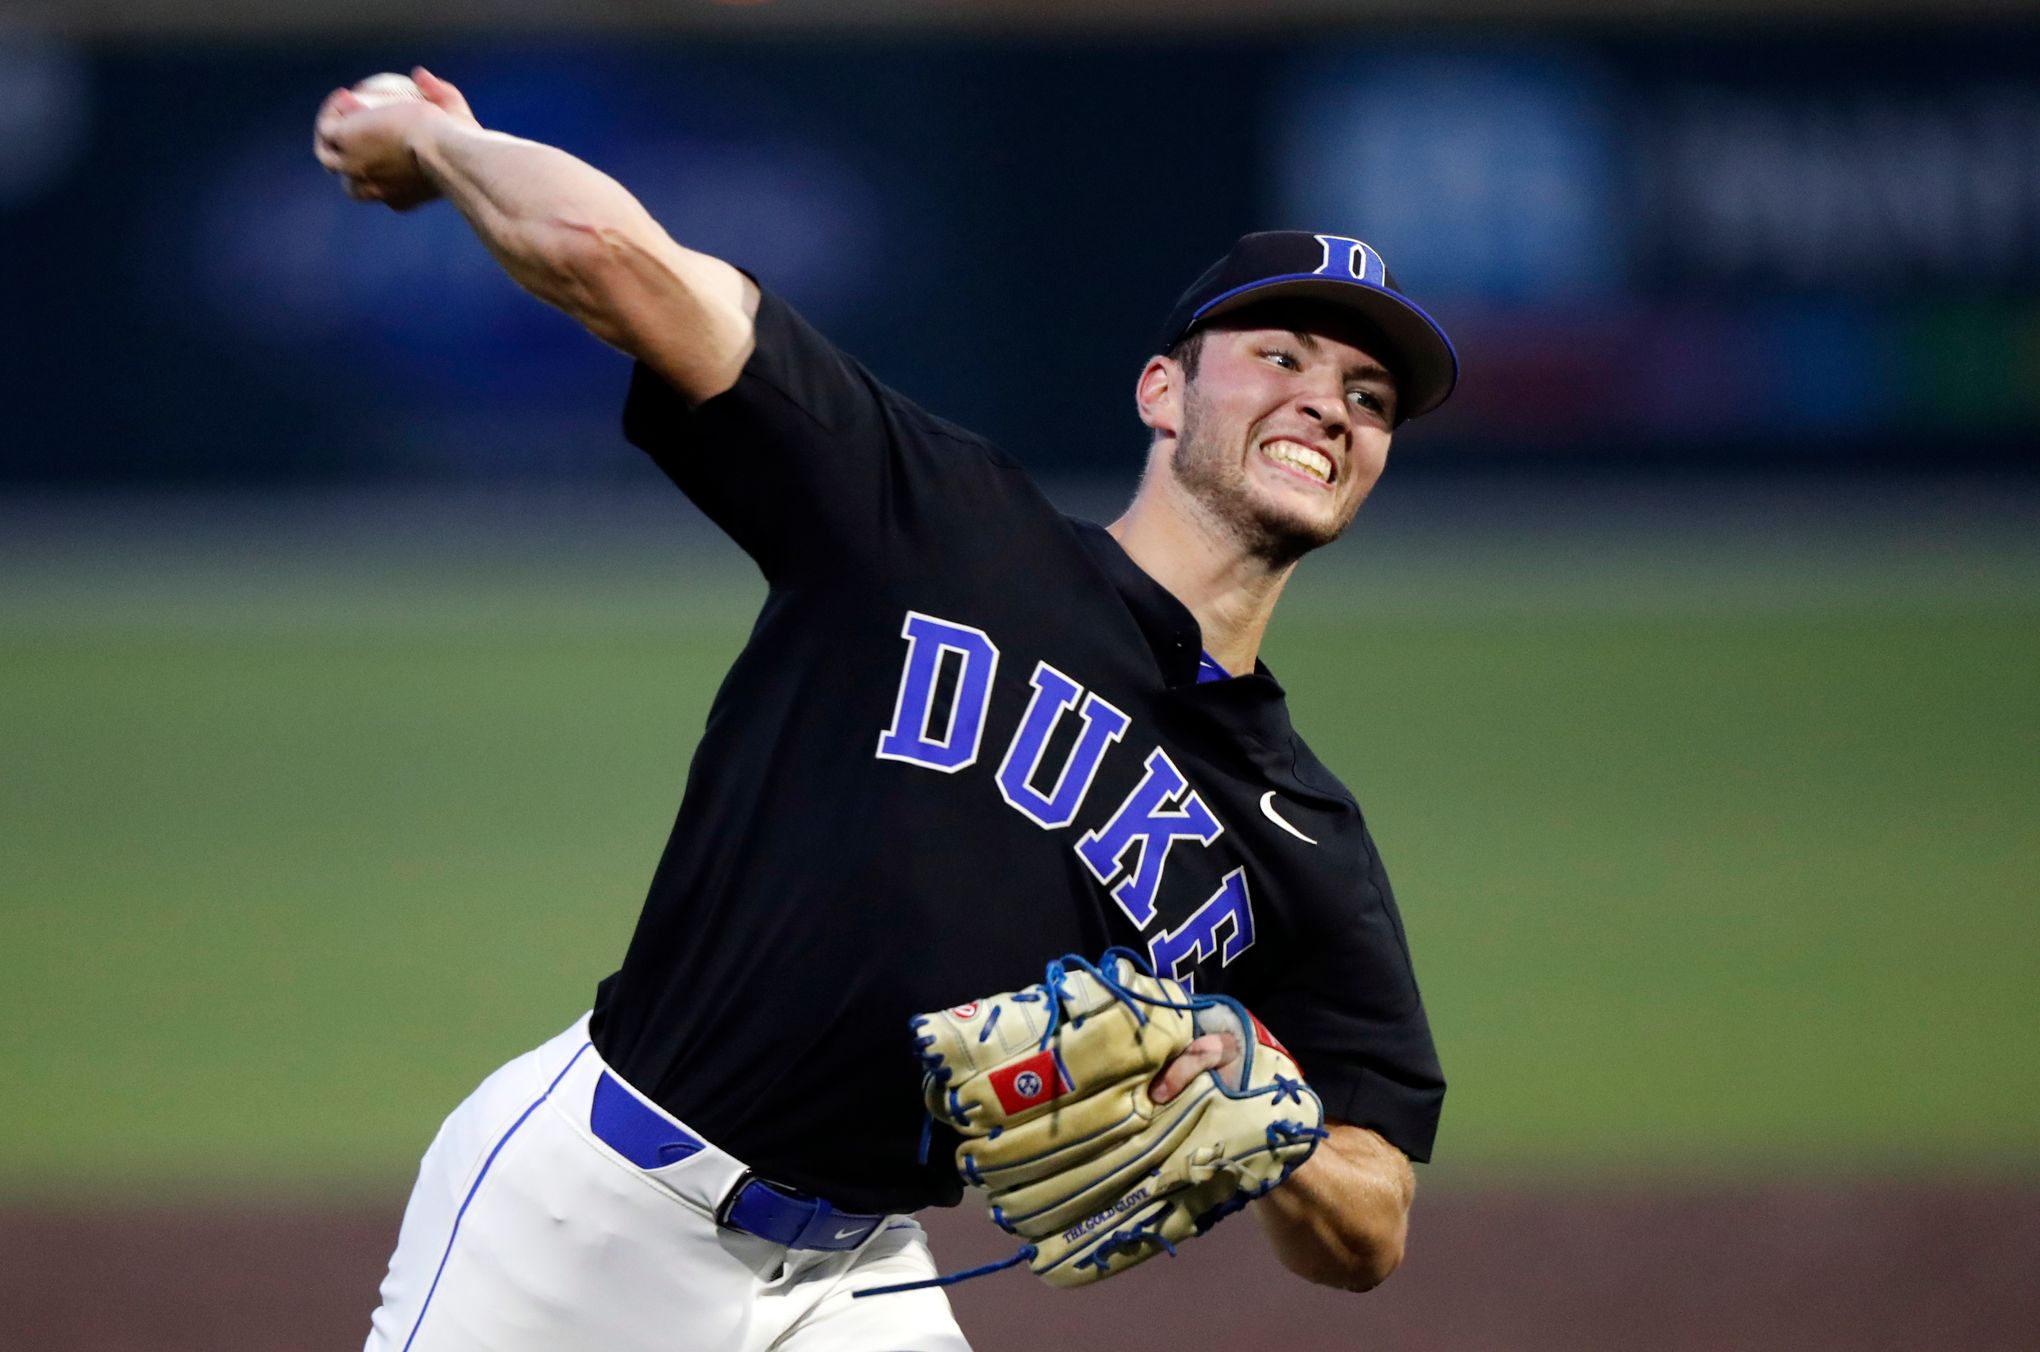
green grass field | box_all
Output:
[4,485,2037,1195]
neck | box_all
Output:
[1107,477,1296,677]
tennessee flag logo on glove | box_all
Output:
[995,1057,1065,1111]
[862,948,1326,1295]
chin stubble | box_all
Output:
[1170,396,1342,567]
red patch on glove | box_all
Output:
[1248,1011,1295,1063]
[989,1049,1070,1115]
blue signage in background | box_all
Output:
[178,55,893,473]
[1644,83,2040,292]
[1274,45,1630,306]
[191,55,892,362]
[1272,37,2040,456]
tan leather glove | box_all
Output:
[914,950,1325,1287]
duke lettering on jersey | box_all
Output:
[1074,749,1224,928]
[995,663,1131,829]
[877,608,1250,977]
[875,611,1001,772]
[1149,868,1256,981]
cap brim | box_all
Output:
[1190,275,1460,421]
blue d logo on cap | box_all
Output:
[1311,234,1387,287]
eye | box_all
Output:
[1261,348,1301,371]
[1348,388,1388,417]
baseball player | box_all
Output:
[316,67,1453,1352]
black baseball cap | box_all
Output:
[1157,231,1459,421]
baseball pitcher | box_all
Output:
[315,67,1453,1352]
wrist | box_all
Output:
[406,114,458,188]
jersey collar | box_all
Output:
[1070,519,1343,799]
[1071,518,1207,687]
[1071,520,1286,697]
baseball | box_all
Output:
[351,72,424,109]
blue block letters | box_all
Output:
[875,611,1001,773]
[875,609,1260,977]
[1148,867,1256,988]
[1074,749,1224,928]
[995,662,1132,829]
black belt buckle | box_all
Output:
[713,1168,758,1229]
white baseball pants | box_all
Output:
[363,1013,971,1351]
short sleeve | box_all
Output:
[1248,826,1446,1163]
[621,288,903,581]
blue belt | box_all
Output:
[589,1071,886,1252]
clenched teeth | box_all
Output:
[1261,440,1333,484]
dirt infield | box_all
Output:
[6,1184,2035,1350]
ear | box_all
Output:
[1135,355,1183,441]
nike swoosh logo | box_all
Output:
[834,1226,866,1240]
[1259,790,1317,845]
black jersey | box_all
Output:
[589,288,1445,1215]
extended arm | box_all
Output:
[1153,1035,1414,1291]
[312,68,756,403]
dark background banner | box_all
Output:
[5,24,2039,482]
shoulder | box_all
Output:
[758,289,1035,481]
[1283,733,1364,817]
[870,378,1029,476]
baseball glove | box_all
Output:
[910,950,1325,1288]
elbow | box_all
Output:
[1263,1121,1418,1293]
[1343,1221,1407,1292]
[1271,1205,1409,1293]
[1323,1215,1408,1293]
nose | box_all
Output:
[1297,396,1348,439]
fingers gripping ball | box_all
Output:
[912,951,1326,1288]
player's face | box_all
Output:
[1168,316,1397,565]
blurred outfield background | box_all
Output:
[6,482,2038,1189]
[3,2,2038,1349]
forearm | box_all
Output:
[1256,1122,1415,1292]
[409,120,754,397]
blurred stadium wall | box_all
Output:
[4,13,2040,482]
